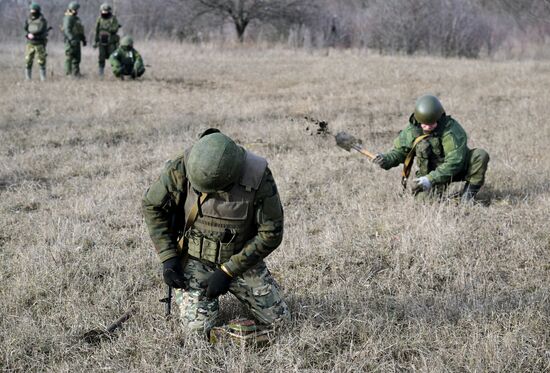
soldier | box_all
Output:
[62,1,86,77]
[142,129,290,336]
[109,36,145,79]
[373,95,490,202]
[93,3,121,78]
[24,3,49,81]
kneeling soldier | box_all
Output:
[373,95,490,202]
[142,129,290,336]
[109,36,145,79]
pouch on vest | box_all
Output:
[99,31,110,45]
[28,19,44,34]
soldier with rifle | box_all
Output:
[93,3,121,78]
[372,95,490,202]
[24,3,50,81]
[62,1,86,77]
[142,129,290,336]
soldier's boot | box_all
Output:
[98,66,104,78]
[39,66,46,82]
[461,183,481,203]
[25,68,32,81]
[65,60,72,76]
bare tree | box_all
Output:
[187,0,313,42]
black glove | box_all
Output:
[206,268,232,299]
[162,257,186,289]
[373,153,386,168]
[82,39,87,47]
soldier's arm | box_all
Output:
[63,16,74,40]
[24,19,29,33]
[427,124,468,185]
[381,124,416,169]
[94,17,100,43]
[142,161,185,263]
[109,51,122,73]
[224,168,284,277]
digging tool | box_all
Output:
[83,307,136,344]
[159,285,172,317]
[335,131,376,160]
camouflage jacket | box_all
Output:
[142,149,284,276]
[63,12,85,43]
[94,15,120,45]
[109,47,144,75]
[382,114,470,185]
[24,15,48,45]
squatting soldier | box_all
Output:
[24,3,49,81]
[142,129,290,335]
[93,3,121,78]
[373,95,490,202]
[109,36,145,79]
[62,1,86,77]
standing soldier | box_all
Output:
[62,1,86,77]
[93,3,121,78]
[142,129,290,336]
[109,36,145,79]
[373,95,490,202]
[24,3,49,81]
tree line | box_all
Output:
[2,0,550,58]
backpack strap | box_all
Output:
[401,134,430,189]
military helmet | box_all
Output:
[120,36,133,47]
[100,3,112,12]
[414,95,445,124]
[68,1,80,10]
[187,133,246,193]
[29,3,41,12]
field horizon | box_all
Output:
[1,41,549,372]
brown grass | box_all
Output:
[1,41,549,372]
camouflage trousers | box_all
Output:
[98,43,117,68]
[415,147,490,200]
[64,42,81,76]
[25,43,47,68]
[174,258,290,334]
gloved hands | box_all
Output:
[206,268,232,299]
[412,176,432,193]
[27,33,34,40]
[373,153,386,168]
[162,257,186,289]
[82,39,87,47]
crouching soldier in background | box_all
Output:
[142,129,290,339]
[109,36,145,79]
[62,1,86,77]
[373,95,490,202]
[93,3,121,78]
[24,3,49,81]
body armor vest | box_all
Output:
[27,17,47,43]
[183,150,267,264]
[97,16,119,45]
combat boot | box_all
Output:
[461,183,481,203]
[39,66,46,81]
[98,66,104,78]
[25,68,32,81]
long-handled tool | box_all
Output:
[335,131,376,160]
[83,307,136,344]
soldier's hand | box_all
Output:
[412,176,432,193]
[162,257,186,289]
[206,268,232,299]
[27,33,34,40]
[82,40,87,47]
[92,43,98,49]
[373,153,386,168]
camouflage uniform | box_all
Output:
[142,146,290,333]
[380,113,490,200]
[94,12,120,72]
[109,44,145,79]
[63,8,86,76]
[24,6,48,80]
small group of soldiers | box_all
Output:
[24,2,145,81]
[142,96,490,340]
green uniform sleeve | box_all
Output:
[133,50,144,74]
[382,123,420,169]
[224,168,284,276]
[63,15,75,40]
[142,157,187,263]
[109,50,122,75]
[94,17,100,43]
[427,120,469,184]
[24,19,29,33]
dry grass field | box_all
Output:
[1,41,549,372]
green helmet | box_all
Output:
[29,3,41,12]
[187,133,245,193]
[120,36,133,47]
[68,1,80,11]
[100,3,112,12]
[414,95,445,124]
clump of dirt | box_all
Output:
[304,116,330,136]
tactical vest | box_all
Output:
[27,17,47,43]
[97,16,119,45]
[414,133,445,177]
[183,150,267,264]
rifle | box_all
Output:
[83,307,136,344]
[159,285,172,317]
